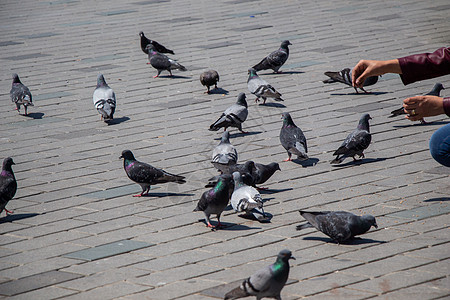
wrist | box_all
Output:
[443,97,450,117]
[383,59,402,74]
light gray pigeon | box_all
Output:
[331,114,372,164]
[212,131,238,173]
[230,172,268,222]
[146,45,186,78]
[10,74,33,115]
[209,93,248,133]
[248,68,283,104]
[296,210,378,244]
[252,40,292,74]
[200,70,220,93]
[194,174,233,229]
[224,249,295,300]
[140,31,174,55]
[280,112,308,161]
[390,82,445,124]
[323,68,379,93]
[0,157,17,216]
[93,74,116,121]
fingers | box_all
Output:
[352,60,366,88]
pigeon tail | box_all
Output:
[296,222,314,230]
[330,155,346,164]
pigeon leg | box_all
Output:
[169,70,173,77]
[283,152,292,162]
[262,98,267,105]
[254,97,260,103]
[215,215,226,228]
[419,118,427,124]
[360,87,369,94]
[205,86,210,94]
[24,105,28,116]
[4,208,13,215]
[153,70,162,78]
[214,83,218,89]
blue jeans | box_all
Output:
[429,123,450,167]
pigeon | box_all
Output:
[253,162,281,189]
[206,160,257,188]
[146,45,186,78]
[230,172,267,222]
[248,68,283,104]
[280,112,308,161]
[194,174,233,229]
[331,113,372,164]
[252,40,292,73]
[93,74,116,121]
[10,73,33,115]
[390,83,445,124]
[0,157,17,216]
[209,93,248,133]
[120,150,186,197]
[139,31,174,55]
[200,70,220,93]
[323,68,379,93]
[224,249,295,300]
[296,210,378,244]
[212,131,238,173]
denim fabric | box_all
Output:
[429,123,450,167]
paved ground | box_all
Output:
[0,0,449,299]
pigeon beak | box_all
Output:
[119,155,123,159]
[290,256,296,260]
[374,223,378,229]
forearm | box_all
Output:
[444,97,450,118]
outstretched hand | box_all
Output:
[352,59,401,88]
[403,95,445,121]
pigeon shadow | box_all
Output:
[423,197,450,202]
[141,192,194,197]
[238,211,273,223]
[197,219,259,231]
[0,213,40,223]
[156,75,192,79]
[208,87,229,95]
[330,91,389,96]
[292,157,319,167]
[228,131,262,139]
[302,236,386,245]
[260,71,305,75]
[105,116,130,125]
[259,188,293,194]
[23,112,44,119]
[331,157,387,167]
[258,102,286,108]
[392,120,449,128]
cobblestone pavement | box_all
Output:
[0,0,449,299]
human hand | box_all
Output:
[352,59,401,88]
[403,95,445,121]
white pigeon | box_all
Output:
[93,74,116,121]
[230,172,267,222]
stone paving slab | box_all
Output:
[0,0,449,299]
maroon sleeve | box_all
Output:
[443,97,450,118]
[398,47,450,85]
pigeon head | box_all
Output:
[243,160,255,172]
[236,92,248,108]
[281,112,296,127]
[220,130,230,143]
[269,162,281,171]
[2,157,15,170]
[358,113,372,131]
[139,31,145,38]
[96,74,107,88]
[277,249,295,262]
[362,214,378,228]
[146,44,157,54]
[248,68,257,76]
[119,150,136,161]
[232,171,244,187]
[281,40,292,48]
[434,82,445,92]
[12,73,21,84]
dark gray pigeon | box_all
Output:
[93,74,116,121]
[10,74,33,115]
[252,40,292,74]
[224,249,295,300]
[231,172,268,222]
[200,70,220,94]
[331,114,372,164]
[296,210,378,244]
[211,131,238,173]
[254,162,281,189]
[323,68,379,93]
[248,68,283,104]
[146,45,186,78]
[0,157,17,216]
[390,83,445,124]
[139,31,174,55]
[120,150,185,197]
[280,112,308,161]
[209,93,248,133]
[194,174,233,229]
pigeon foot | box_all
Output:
[4,208,14,215]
